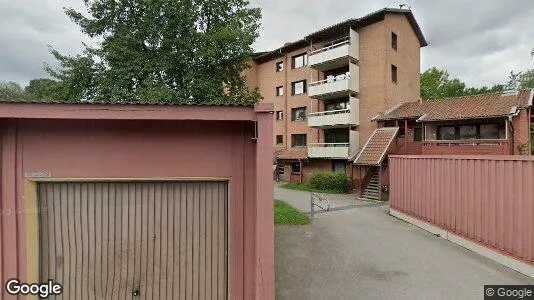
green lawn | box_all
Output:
[279,182,345,194]
[274,200,310,225]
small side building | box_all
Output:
[0,100,275,299]
[354,89,533,200]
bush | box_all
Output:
[309,172,349,193]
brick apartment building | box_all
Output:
[244,8,427,183]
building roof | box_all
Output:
[0,100,273,122]
[354,127,399,166]
[373,89,533,122]
[252,8,427,63]
[274,148,308,160]
[0,98,253,107]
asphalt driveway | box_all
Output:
[275,185,534,300]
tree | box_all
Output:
[46,0,262,104]
[519,70,534,89]
[420,67,503,100]
[0,81,27,100]
[24,78,61,100]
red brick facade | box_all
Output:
[245,9,425,183]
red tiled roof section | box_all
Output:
[374,89,533,122]
[354,127,398,166]
[274,148,308,160]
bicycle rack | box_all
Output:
[310,193,330,219]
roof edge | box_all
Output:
[372,102,405,122]
[377,127,399,166]
[252,8,426,63]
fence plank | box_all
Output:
[390,156,534,265]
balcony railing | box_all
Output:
[422,139,510,155]
[309,74,350,87]
[309,62,359,99]
[310,143,350,147]
[310,37,350,55]
[308,75,351,100]
[308,109,351,128]
[308,143,350,159]
[309,108,349,117]
[308,33,358,70]
[423,139,508,146]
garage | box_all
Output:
[39,181,228,299]
[0,101,275,299]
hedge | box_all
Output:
[308,171,349,193]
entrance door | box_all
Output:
[38,181,228,299]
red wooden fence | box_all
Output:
[389,155,534,265]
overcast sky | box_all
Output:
[1,0,533,87]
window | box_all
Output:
[291,107,307,121]
[291,80,307,95]
[325,100,349,111]
[276,111,283,121]
[332,161,346,173]
[413,127,423,141]
[276,86,284,96]
[276,135,283,144]
[277,164,285,174]
[438,126,456,140]
[325,129,349,144]
[292,53,307,69]
[276,61,284,72]
[391,32,398,51]
[391,65,398,83]
[398,123,406,138]
[291,162,301,173]
[480,124,499,139]
[437,124,501,140]
[291,134,307,147]
[459,125,477,140]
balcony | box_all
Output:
[308,97,359,128]
[308,143,350,159]
[422,140,510,155]
[308,64,359,100]
[308,29,359,71]
[308,109,351,128]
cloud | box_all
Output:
[1,0,533,88]
[0,0,87,84]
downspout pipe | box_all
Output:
[508,107,520,154]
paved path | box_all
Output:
[274,185,534,300]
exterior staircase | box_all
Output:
[362,173,380,201]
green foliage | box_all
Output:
[279,182,346,194]
[45,0,262,104]
[24,78,62,100]
[519,70,534,89]
[274,200,309,225]
[0,81,26,100]
[308,172,349,193]
[420,67,503,100]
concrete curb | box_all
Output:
[390,208,534,279]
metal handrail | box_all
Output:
[309,74,350,86]
[309,143,350,147]
[309,108,350,117]
[310,37,350,55]
[423,139,509,146]
[310,193,330,219]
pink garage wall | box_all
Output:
[0,107,274,300]
[390,155,534,265]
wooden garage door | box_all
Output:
[38,181,228,300]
